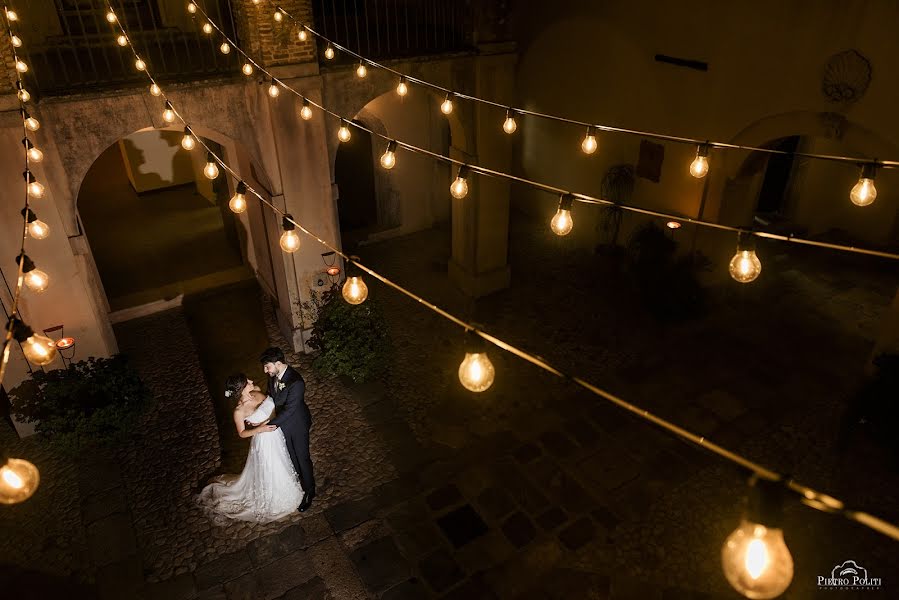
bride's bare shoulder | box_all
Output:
[249,390,267,403]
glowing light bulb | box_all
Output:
[279,216,300,253]
[181,129,196,150]
[229,182,247,213]
[6,9,17,21]
[441,94,454,115]
[299,98,313,120]
[24,114,39,131]
[356,62,367,78]
[188,2,197,14]
[324,45,335,59]
[28,219,49,240]
[450,166,470,199]
[15,60,28,73]
[338,121,351,142]
[551,194,574,236]
[729,243,762,283]
[203,154,219,179]
[722,522,793,599]
[690,144,710,178]
[220,42,230,54]
[18,87,31,102]
[117,34,128,46]
[22,332,57,365]
[23,139,43,163]
[202,22,213,34]
[503,109,517,134]
[163,102,176,123]
[11,34,22,47]
[396,77,408,97]
[135,58,146,71]
[581,127,597,154]
[24,172,44,198]
[380,141,397,170]
[268,80,280,98]
[850,164,878,206]
[298,28,308,42]
[106,10,117,23]
[150,83,162,96]
[458,337,495,392]
[342,276,368,305]
[0,458,40,505]
[24,269,49,293]
[274,10,283,22]
[242,63,253,75]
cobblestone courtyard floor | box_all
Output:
[2,212,898,599]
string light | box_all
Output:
[22,138,43,163]
[690,144,710,178]
[551,193,574,236]
[341,257,369,304]
[220,42,230,54]
[15,59,27,73]
[440,93,454,115]
[229,181,248,213]
[0,456,40,505]
[5,8,17,21]
[396,77,408,97]
[117,34,128,46]
[297,26,308,42]
[22,209,49,240]
[202,22,213,34]
[450,165,470,199]
[105,10,117,23]
[324,44,335,60]
[728,233,762,283]
[242,62,254,75]
[16,255,49,294]
[181,127,196,150]
[162,101,176,123]
[11,34,21,47]
[850,163,877,206]
[299,97,313,120]
[356,61,367,78]
[150,83,162,96]
[268,78,280,98]
[581,126,597,154]
[135,57,146,71]
[203,152,219,179]
[666,220,682,230]
[337,120,352,142]
[10,318,57,366]
[187,2,197,14]
[458,331,495,392]
[722,478,794,599]
[23,171,44,198]
[16,82,30,102]
[380,140,397,170]
[279,215,300,252]
[274,8,283,22]
[503,109,518,134]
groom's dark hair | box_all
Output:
[259,347,286,365]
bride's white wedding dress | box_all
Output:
[197,398,303,523]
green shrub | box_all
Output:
[305,286,390,383]
[9,355,152,453]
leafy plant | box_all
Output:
[625,222,707,322]
[9,355,152,453]
[305,285,390,383]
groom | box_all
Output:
[260,347,316,512]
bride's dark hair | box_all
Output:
[224,373,248,400]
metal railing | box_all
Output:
[19,0,239,97]
[312,0,473,63]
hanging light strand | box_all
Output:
[113,5,899,545]
[262,0,899,170]
[0,4,55,387]
[186,2,899,262]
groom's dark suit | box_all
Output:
[267,366,315,496]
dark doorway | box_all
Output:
[335,120,378,244]
[756,136,800,215]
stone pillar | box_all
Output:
[449,42,516,297]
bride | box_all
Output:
[198,373,303,523]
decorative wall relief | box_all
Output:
[822,49,871,105]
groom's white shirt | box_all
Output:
[265,365,289,403]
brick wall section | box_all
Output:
[2,29,20,94]
[232,0,316,67]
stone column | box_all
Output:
[449,42,516,297]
